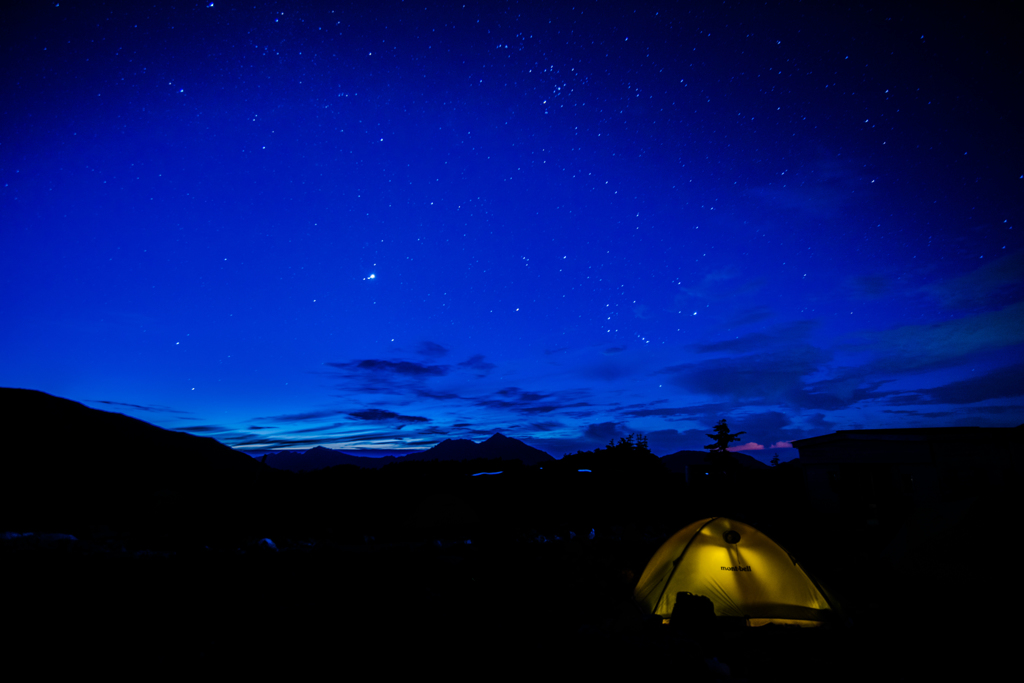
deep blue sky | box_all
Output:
[3,1,1021,461]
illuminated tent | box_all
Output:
[634,517,838,627]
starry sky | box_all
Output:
[2,1,1022,461]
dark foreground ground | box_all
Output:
[3,523,1008,679]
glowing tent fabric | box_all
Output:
[634,517,836,627]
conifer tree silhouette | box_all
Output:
[704,419,745,475]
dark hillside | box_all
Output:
[0,388,259,473]
[661,449,771,472]
[0,388,264,541]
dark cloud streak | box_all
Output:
[349,409,430,423]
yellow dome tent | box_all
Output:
[634,517,838,627]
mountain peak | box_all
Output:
[484,432,510,442]
[402,433,553,465]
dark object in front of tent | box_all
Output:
[669,591,716,632]
[723,530,741,544]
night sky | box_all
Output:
[3,1,1021,461]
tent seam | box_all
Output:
[774,538,838,614]
[655,516,717,614]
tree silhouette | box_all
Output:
[566,432,663,476]
[606,432,652,456]
[704,419,745,453]
[704,419,745,475]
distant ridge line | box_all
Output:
[260,433,554,472]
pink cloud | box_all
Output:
[770,441,793,449]
[728,442,765,452]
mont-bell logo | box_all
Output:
[721,565,752,571]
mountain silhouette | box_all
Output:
[660,449,771,472]
[263,446,400,472]
[258,433,555,471]
[403,433,553,466]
